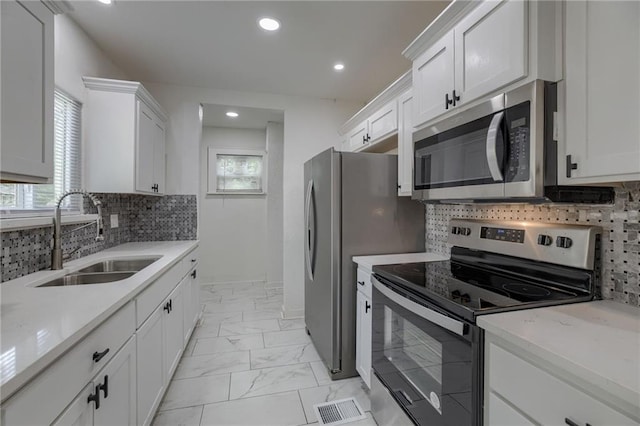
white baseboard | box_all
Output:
[281,307,304,319]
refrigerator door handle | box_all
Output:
[305,179,314,281]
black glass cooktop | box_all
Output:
[372,250,593,322]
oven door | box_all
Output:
[371,276,482,426]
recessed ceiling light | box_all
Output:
[97,0,112,4]
[258,17,281,31]
[226,111,239,118]
[334,63,345,71]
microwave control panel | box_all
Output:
[505,101,530,183]
[480,226,525,243]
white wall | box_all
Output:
[54,14,129,102]
[200,127,267,283]
[143,82,362,318]
[266,122,284,287]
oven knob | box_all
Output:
[537,234,553,246]
[451,226,460,235]
[556,236,573,249]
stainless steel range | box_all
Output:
[370,219,602,426]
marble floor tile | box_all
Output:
[219,319,281,336]
[191,323,220,340]
[278,318,306,330]
[152,406,203,426]
[213,282,264,291]
[229,363,318,400]
[193,334,264,355]
[200,286,232,298]
[303,411,378,426]
[263,329,312,348]
[309,361,332,385]
[254,294,284,303]
[242,309,282,322]
[254,300,284,311]
[231,288,269,297]
[174,351,250,379]
[265,281,283,289]
[160,374,230,410]
[267,288,284,297]
[205,301,255,313]
[298,377,371,421]
[182,334,197,357]
[200,391,306,426]
[251,343,321,369]
[200,311,243,324]
[219,294,264,304]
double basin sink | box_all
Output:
[37,257,161,287]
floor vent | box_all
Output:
[313,397,367,425]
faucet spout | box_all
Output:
[51,189,104,270]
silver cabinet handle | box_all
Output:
[373,278,466,336]
[486,111,504,183]
[305,179,314,281]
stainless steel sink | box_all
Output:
[37,272,136,287]
[77,257,160,274]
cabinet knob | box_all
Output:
[566,155,578,178]
[98,375,109,399]
[366,133,371,142]
[87,386,100,410]
[362,135,366,144]
[164,301,171,313]
[365,301,371,313]
[357,280,365,286]
[92,348,110,363]
[445,93,453,110]
[452,90,460,107]
[564,419,579,426]
[191,270,197,279]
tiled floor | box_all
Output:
[152,281,377,426]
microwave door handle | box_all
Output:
[305,179,314,281]
[373,278,467,336]
[486,111,505,182]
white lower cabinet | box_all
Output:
[183,267,200,345]
[136,308,165,426]
[485,336,638,425]
[163,278,186,380]
[355,267,373,389]
[54,337,136,426]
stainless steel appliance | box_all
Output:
[303,148,425,380]
[412,80,612,203]
[370,219,602,426]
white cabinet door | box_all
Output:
[153,120,166,194]
[397,90,413,196]
[413,31,455,127]
[487,392,535,426]
[183,267,200,343]
[52,383,95,426]
[348,121,369,151]
[454,0,527,106]
[368,101,398,144]
[355,290,372,388]
[136,308,165,426]
[94,337,136,426]
[163,279,185,380]
[136,101,157,194]
[561,0,640,183]
[0,0,53,183]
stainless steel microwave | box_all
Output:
[413,80,550,202]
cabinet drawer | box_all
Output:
[356,267,372,299]
[181,247,199,278]
[488,342,637,425]
[136,261,183,327]
[2,302,135,425]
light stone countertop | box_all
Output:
[352,252,449,270]
[0,240,198,402]
[477,300,640,420]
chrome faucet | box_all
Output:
[51,189,104,270]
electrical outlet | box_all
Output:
[110,214,119,228]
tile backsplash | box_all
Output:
[1,194,197,282]
[425,183,640,308]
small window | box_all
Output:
[207,148,267,195]
[1,89,82,216]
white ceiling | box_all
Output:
[202,104,284,129]
[68,1,449,103]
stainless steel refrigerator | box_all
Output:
[303,147,425,380]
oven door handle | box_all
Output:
[373,278,467,336]
[486,111,504,183]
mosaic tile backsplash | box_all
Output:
[1,194,197,282]
[425,183,640,308]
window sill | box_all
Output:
[0,214,99,232]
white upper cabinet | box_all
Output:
[348,121,369,151]
[367,100,398,144]
[397,90,414,196]
[413,31,455,127]
[560,1,640,184]
[83,77,168,195]
[0,0,54,183]
[454,0,527,104]
[406,0,560,129]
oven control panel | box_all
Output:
[480,226,525,243]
